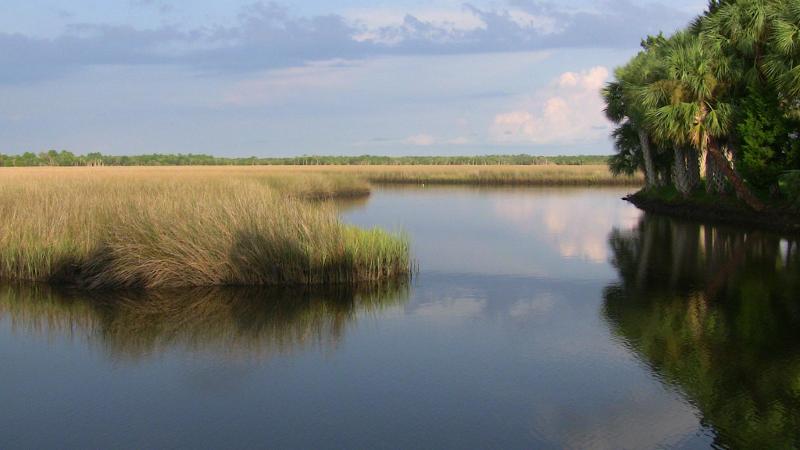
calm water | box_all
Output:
[1,187,799,449]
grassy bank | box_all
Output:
[0,167,408,289]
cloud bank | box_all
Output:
[1,1,694,84]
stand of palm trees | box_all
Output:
[604,0,800,211]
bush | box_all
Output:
[779,171,800,206]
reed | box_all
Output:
[0,167,408,289]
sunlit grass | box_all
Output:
[0,164,637,288]
[258,164,644,186]
[0,167,407,289]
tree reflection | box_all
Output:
[603,214,800,449]
[0,283,408,360]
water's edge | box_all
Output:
[625,192,800,235]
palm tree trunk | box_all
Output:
[658,166,670,187]
[687,147,700,190]
[706,140,765,211]
[637,129,656,188]
[705,150,725,194]
[673,146,691,195]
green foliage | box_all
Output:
[606,0,800,204]
[737,86,794,188]
[608,123,643,176]
[780,171,800,206]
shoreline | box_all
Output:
[625,191,800,235]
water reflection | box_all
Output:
[346,187,641,279]
[603,214,800,449]
[0,283,408,360]
[492,188,641,263]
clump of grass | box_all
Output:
[0,168,409,289]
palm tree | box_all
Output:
[764,0,800,106]
[603,37,669,189]
[700,0,800,192]
[700,0,773,83]
[607,121,645,177]
[702,0,799,105]
[641,31,765,209]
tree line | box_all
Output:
[604,0,800,210]
[0,151,610,167]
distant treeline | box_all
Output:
[0,151,610,167]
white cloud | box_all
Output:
[346,6,562,44]
[489,66,611,145]
[405,133,436,146]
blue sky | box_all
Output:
[0,1,706,156]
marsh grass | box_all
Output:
[357,165,643,186]
[0,167,408,289]
[255,164,643,186]
[0,164,635,288]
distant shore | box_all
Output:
[0,164,645,187]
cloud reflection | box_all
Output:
[493,190,641,263]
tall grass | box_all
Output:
[250,164,644,186]
[358,165,643,186]
[0,167,408,289]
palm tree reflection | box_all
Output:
[604,214,800,449]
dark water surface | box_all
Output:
[2,187,799,449]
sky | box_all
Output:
[0,1,706,157]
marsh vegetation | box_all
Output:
[0,167,408,289]
[0,165,642,289]
[310,164,642,186]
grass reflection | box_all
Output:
[0,282,408,360]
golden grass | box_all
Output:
[0,164,637,288]
[232,164,643,186]
[0,167,407,289]
[359,165,643,185]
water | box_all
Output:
[1,187,798,449]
